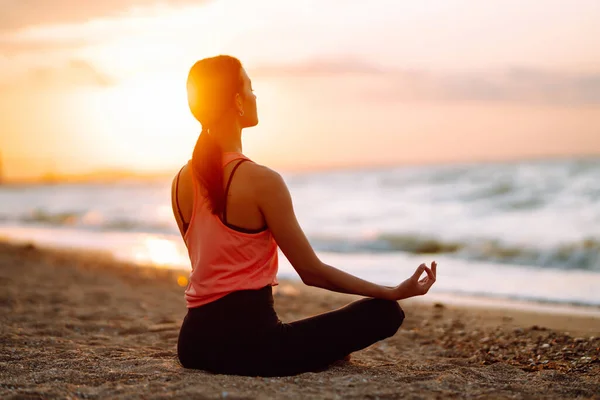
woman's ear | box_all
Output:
[234,93,244,114]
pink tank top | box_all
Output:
[182,152,279,308]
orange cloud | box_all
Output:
[0,60,115,90]
[250,58,600,106]
[0,0,212,31]
[0,37,91,57]
[250,57,386,76]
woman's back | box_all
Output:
[172,152,278,308]
[173,153,267,235]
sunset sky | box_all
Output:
[1,0,599,180]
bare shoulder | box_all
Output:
[244,162,287,194]
[170,163,192,193]
[172,164,191,185]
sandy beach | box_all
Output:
[1,240,599,399]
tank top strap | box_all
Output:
[174,165,189,233]
[223,159,251,225]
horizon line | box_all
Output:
[1,153,598,185]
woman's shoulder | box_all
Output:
[171,161,193,195]
[172,160,191,178]
[243,161,284,185]
[240,162,289,201]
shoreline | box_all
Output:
[415,292,600,319]
[1,240,599,399]
[3,234,600,316]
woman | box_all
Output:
[172,55,437,377]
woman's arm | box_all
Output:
[254,166,437,301]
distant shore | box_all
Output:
[3,154,598,185]
[1,240,599,399]
[0,170,175,185]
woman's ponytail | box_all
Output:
[191,127,225,215]
[186,55,243,215]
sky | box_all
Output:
[1,0,599,180]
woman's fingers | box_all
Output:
[421,263,437,294]
[412,262,438,295]
[423,265,435,281]
[413,264,435,280]
[412,263,427,280]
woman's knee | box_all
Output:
[367,299,405,337]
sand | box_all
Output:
[1,240,599,399]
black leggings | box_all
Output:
[177,286,405,377]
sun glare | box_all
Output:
[71,73,198,172]
[62,68,290,175]
[132,236,188,267]
[110,75,188,128]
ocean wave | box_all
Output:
[310,234,600,271]
[3,209,176,235]
[2,208,599,271]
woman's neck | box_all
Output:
[210,121,243,153]
[220,140,243,153]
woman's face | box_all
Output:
[237,67,258,128]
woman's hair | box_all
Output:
[186,55,243,216]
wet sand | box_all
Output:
[1,240,599,399]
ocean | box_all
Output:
[1,157,599,307]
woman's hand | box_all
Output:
[388,262,437,301]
